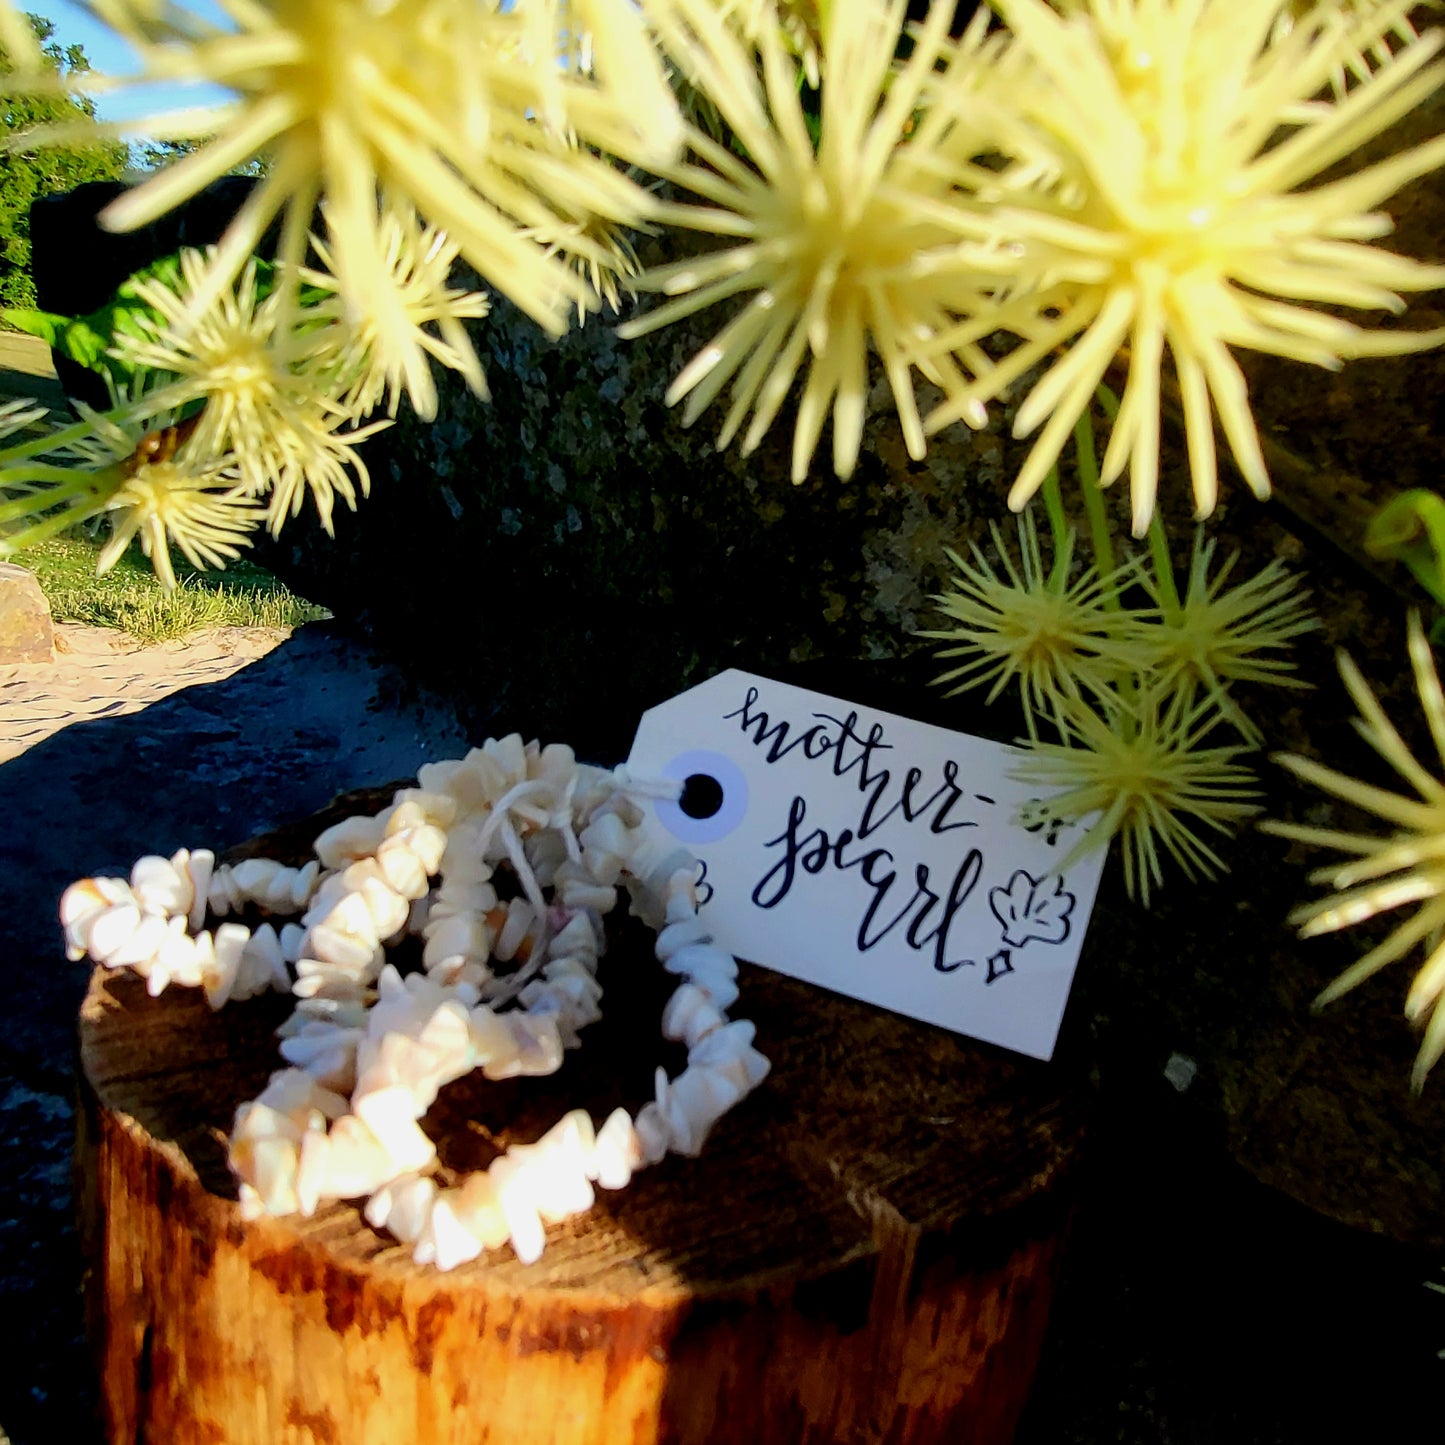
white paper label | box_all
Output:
[626,669,1104,1060]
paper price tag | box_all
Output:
[626,670,1104,1061]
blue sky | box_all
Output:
[42,1,233,129]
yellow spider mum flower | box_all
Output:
[514,135,651,322]
[113,249,383,533]
[1125,532,1316,744]
[537,214,644,321]
[1267,613,1445,1090]
[2,399,257,589]
[925,0,1445,536]
[0,415,120,553]
[1012,687,1262,905]
[0,389,178,552]
[98,460,258,593]
[921,509,1146,740]
[13,0,679,343]
[305,204,491,421]
[622,0,1005,482]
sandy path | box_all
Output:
[0,622,291,765]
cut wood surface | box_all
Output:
[78,789,1089,1445]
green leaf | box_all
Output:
[1,14,129,308]
[57,316,115,371]
[0,307,71,345]
[1365,490,1445,607]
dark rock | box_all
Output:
[242,230,1445,1257]
[245,133,1445,1266]
[254,255,1025,762]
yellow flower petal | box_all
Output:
[1271,612,1445,1088]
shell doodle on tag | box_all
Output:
[980,871,1078,984]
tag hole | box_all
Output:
[679,773,724,821]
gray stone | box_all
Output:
[0,563,52,664]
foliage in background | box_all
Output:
[134,137,269,178]
[0,11,125,313]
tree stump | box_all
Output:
[77,790,1088,1445]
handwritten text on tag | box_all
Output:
[626,670,1104,1061]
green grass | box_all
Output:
[22,529,331,644]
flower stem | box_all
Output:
[1073,384,1142,740]
[1040,467,1070,589]
[1147,512,1183,621]
[1073,405,1117,595]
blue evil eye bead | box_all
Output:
[654,750,749,845]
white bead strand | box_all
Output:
[61,738,770,1273]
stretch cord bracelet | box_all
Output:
[61,736,771,1271]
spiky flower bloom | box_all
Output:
[1,400,257,589]
[1012,687,1261,905]
[0,391,171,553]
[924,0,1445,536]
[510,128,653,322]
[1126,532,1316,743]
[1266,613,1445,1090]
[98,462,258,593]
[552,218,644,320]
[0,421,121,554]
[7,0,680,344]
[922,510,1145,740]
[666,0,826,147]
[621,0,1010,482]
[304,206,491,421]
[112,249,382,534]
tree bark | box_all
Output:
[77,794,1088,1445]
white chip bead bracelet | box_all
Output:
[61,735,770,1270]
